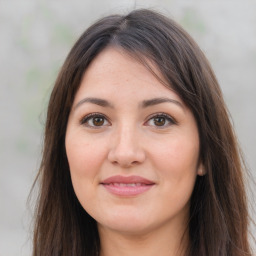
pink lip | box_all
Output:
[100,175,155,196]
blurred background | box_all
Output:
[0,0,255,255]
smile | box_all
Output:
[100,175,155,196]
[107,183,149,187]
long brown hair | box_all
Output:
[31,9,254,255]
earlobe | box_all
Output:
[197,163,206,176]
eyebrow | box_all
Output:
[74,97,114,110]
[141,97,184,110]
[74,97,184,111]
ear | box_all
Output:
[197,162,206,176]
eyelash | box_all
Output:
[80,113,110,128]
[145,113,177,128]
[80,112,176,128]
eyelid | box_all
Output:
[79,112,176,128]
[144,112,177,127]
[80,112,111,127]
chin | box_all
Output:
[99,222,152,236]
[97,211,153,235]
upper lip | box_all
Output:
[101,175,155,185]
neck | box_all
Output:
[98,222,189,256]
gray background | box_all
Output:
[0,0,255,255]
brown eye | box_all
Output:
[153,117,166,126]
[92,117,104,126]
[81,113,110,128]
[145,113,176,128]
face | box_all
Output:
[65,47,202,236]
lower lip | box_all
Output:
[101,183,154,196]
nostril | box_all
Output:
[110,158,141,168]
[112,161,119,165]
[107,140,146,167]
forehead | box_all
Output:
[74,47,182,104]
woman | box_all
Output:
[31,9,254,256]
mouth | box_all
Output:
[100,175,155,196]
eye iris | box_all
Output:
[93,117,104,126]
[154,117,166,126]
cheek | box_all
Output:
[65,136,107,209]
[150,135,199,202]
[152,136,200,173]
[66,135,106,179]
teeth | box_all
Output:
[111,183,143,187]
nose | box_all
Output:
[107,125,146,168]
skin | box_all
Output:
[65,47,203,256]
